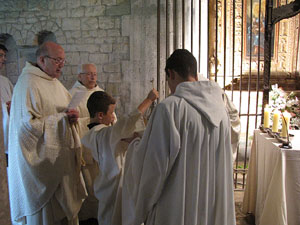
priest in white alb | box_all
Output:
[8,41,86,225]
[122,49,236,225]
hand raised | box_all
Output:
[147,88,159,102]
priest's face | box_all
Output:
[0,49,6,70]
[78,64,98,89]
[101,104,116,126]
[41,46,65,79]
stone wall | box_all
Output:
[0,0,158,115]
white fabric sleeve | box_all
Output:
[123,103,180,225]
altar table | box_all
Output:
[242,129,300,225]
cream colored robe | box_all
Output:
[69,81,104,118]
[0,75,13,153]
[8,62,86,223]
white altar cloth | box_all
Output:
[243,129,300,225]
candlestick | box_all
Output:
[281,111,291,138]
[272,110,280,132]
[264,105,270,128]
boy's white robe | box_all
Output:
[81,109,145,225]
[69,81,117,165]
[0,75,13,153]
[69,81,105,220]
[8,62,86,223]
[123,81,236,225]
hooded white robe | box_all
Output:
[0,75,13,154]
[81,109,145,225]
[8,62,86,224]
[123,81,236,225]
[198,74,241,162]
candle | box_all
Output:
[272,110,280,132]
[281,111,291,138]
[264,105,270,128]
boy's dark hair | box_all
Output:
[87,91,116,118]
[165,49,197,79]
[0,44,8,52]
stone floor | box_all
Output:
[79,192,255,225]
[235,191,255,225]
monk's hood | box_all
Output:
[22,61,55,81]
[174,81,227,127]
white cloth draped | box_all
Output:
[81,109,145,225]
[243,130,300,225]
[0,75,13,153]
[123,81,236,225]
[8,62,86,223]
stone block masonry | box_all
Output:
[0,0,133,115]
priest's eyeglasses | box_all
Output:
[80,72,97,77]
[45,56,66,65]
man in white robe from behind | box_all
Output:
[198,74,241,162]
[81,89,158,225]
[123,49,236,225]
[69,63,105,222]
[8,41,86,225]
[0,44,14,163]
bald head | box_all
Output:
[36,41,65,79]
[78,64,98,89]
[36,41,62,58]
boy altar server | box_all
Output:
[81,89,158,225]
[69,63,106,222]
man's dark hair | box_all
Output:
[87,91,116,118]
[165,49,197,79]
[0,44,8,52]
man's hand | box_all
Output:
[66,108,79,124]
[147,88,159,102]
